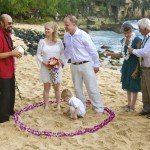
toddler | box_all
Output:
[61,89,86,119]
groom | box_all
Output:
[63,15,104,116]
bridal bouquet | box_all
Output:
[47,57,60,69]
[47,57,60,84]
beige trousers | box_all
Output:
[141,68,150,112]
[70,62,104,113]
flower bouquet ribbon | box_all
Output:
[13,100,115,137]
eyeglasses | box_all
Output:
[8,22,13,25]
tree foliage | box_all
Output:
[0,0,148,22]
[0,0,91,20]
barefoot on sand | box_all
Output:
[95,112,103,117]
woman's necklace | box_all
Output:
[45,37,55,45]
[121,32,136,60]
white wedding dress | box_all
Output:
[36,39,66,84]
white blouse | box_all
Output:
[36,39,66,83]
[36,39,66,67]
[132,33,150,67]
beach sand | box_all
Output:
[0,24,150,150]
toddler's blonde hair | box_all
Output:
[61,89,72,99]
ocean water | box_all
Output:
[89,20,143,53]
[89,31,123,53]
[89,30,142,53]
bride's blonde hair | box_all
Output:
[44,21,58,42]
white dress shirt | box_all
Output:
[36,39,66,66]
[69,96,86,116]
[132,32,150,67]
[64,28,100,67]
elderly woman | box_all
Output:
[105,22,142,112]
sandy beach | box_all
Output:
[0,24,150,150]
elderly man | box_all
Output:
[128,18,150,118]
[63,15,103,116]
[0,14,22,123]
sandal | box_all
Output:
[125,108,130,112]
[121,105,130,109]
[129,108,135,112]
[121,105,130,112]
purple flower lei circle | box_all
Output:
[13,100,115,137]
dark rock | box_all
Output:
[100,23,121,33]
[101,45,111,49]
[14,28,44,55]
[105,49,114,53]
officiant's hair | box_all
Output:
[0,14,7,22]
[120,23,133,32]
[0,14,12,25]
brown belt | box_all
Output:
[142,67,150,69]
[72,61,89,65]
